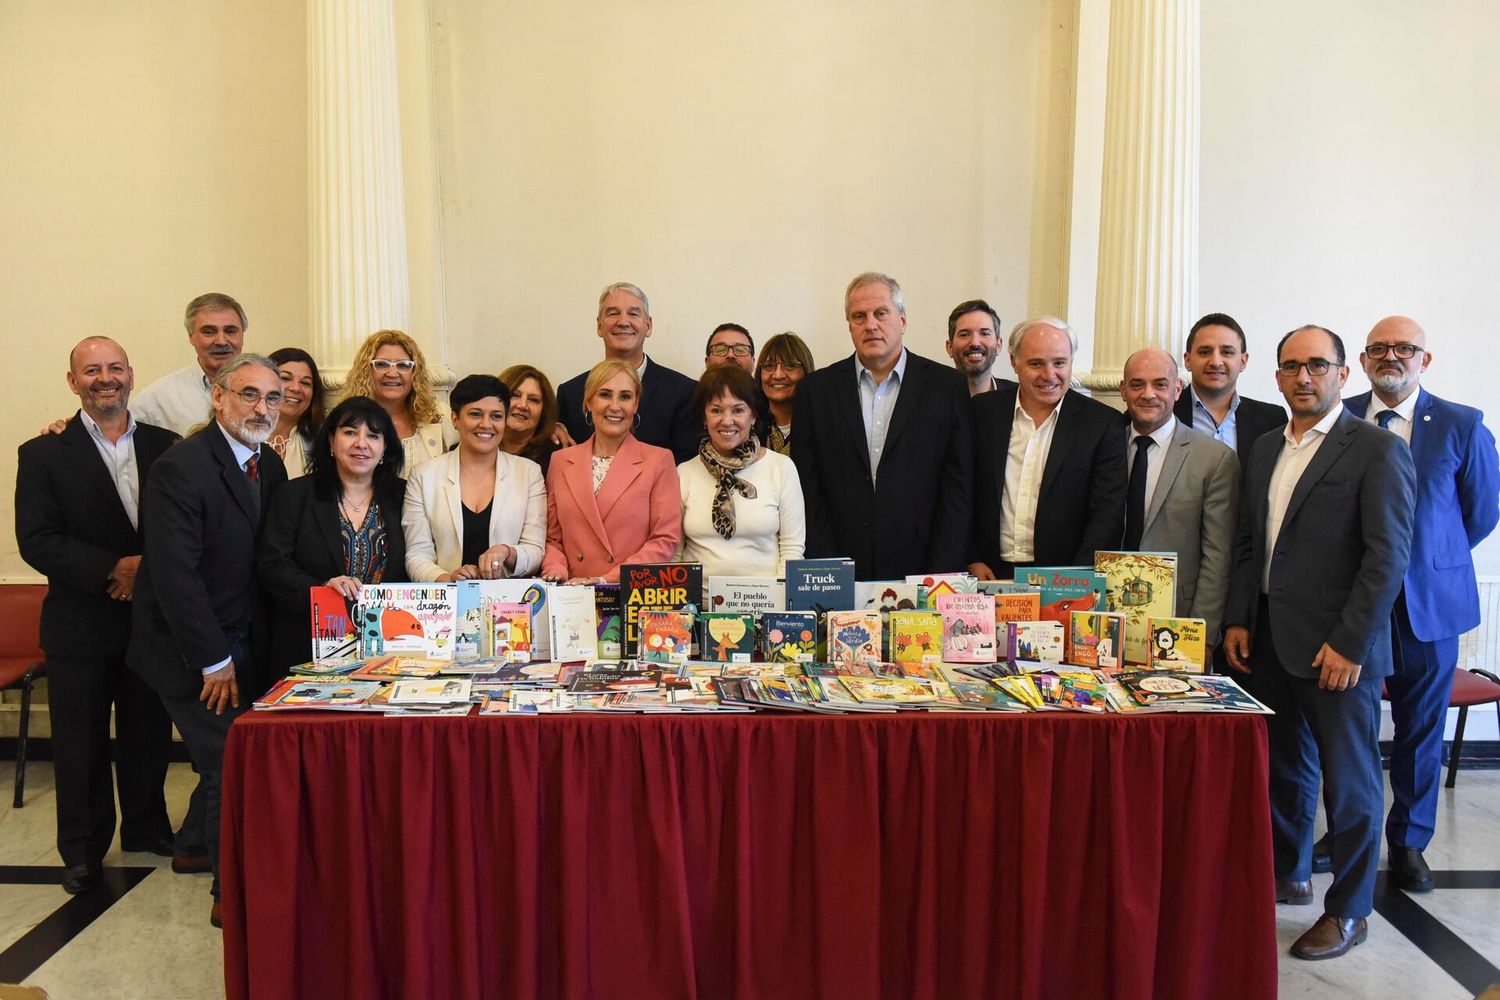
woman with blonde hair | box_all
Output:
[343,330,453,467]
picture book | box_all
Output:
[453,580,551,659]
[760,611,818,662]
[1068,611,1125,670]
[988,589,1042,628]
[936,593,997,663]
[707,576,784,614]
[567,668,665,694]
[839,675,937,706]
[387,678,473,705]
[1190,674,1274,714]
[489,601,534,663]
[906,573,978,608]
[286,656,362,677]
[1014,566,1108,629]
[547,585,598,662]
[1006,620,1065,663]
[348,655,444,681]
[357,583,457,658]
[936,665,1030,711]
[1146,616,1208,672]
[255,678,383,711]
[621,563,702,657]
[1095,551,1178,665]
[638,608,694,665]
[785,558,855,611]
[309,586,358,661]
[595,585,623,658]
[855,581,921,613]
[698,612,758,663]
[887,610,944,670]
[825,610,882,666]
[1118,670,1215,708]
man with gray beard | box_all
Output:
[128,354,287,927]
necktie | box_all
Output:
[245,453,260,483]
[1377,409,1398,431]
[1123,436,1152,551]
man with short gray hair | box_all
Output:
[133,292,248,435]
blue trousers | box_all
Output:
[1385,593,1459,850]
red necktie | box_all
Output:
[245,453,260,483]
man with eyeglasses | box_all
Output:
[944,299,1007,396]
[128,354,288,929]
[704,323,756,374]
[1223,325,1415,961]
[1301,316,1499,893]
[1176,312,1287,467]
[133,292,248,436]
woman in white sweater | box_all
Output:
[678,365,805,578]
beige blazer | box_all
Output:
[402,448,547,581]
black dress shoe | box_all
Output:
[172,851,212,875]
[1275,878,1313,905]
[121,834,176,858]
[61,864,100,895]
[1389,847,1435,892]
[1291,914,1367,960]
[1311,833,1333,874]
[210,901,223,929]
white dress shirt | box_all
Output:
[677,450,807,578]
[1129,415,1179,513]
[1365,387,1419,445]
[1263,402,1344,593]
[1000,396,1063,563]
[133,363,214,436]
[856,348,907,483]
[78,409,141,530]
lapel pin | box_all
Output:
[1422,415,1431,422]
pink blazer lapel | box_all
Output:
[594,434,645,523]
[559,444,613,555]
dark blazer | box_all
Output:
[556,356,700,464]
[1174,387,1287,467]
[1345,389,1499,642]
[257,475,409,674]
[128,424,288,700]
[972,385,1126,570]
[1224,408,1416,679]
[792,350,973,579]
[14,413,179,657]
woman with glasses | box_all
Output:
[498,364,561,476]
[266,348,326,478]
[343,330,455,468]
[403,374,547,582]
[755,332,816,456]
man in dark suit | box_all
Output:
[1223,325,1415,961]
[1305,315,1499,891]
[128,354,288,927]
[15,337,179,894]
[968,317,1126,579]
[1176,312,1287,466]
[555,282,699,463]
[792,271,973,579]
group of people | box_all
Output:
[15,277,1498,964]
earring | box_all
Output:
[584,411,594,427]
[633,413,641,430]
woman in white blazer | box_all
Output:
[403,375,547,582]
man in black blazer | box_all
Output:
[128,354,288,927]
[555,282,699,463]
[792,272,973,579]
[1223,325,1415,961]
[968,317,1126,579]
[1176,312,1287,466]
[15,338,179,894]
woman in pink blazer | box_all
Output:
[542,359,682,584]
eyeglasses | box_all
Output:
[228,388,285,408]
[1364,342,1423,360]
[1276,359,1335,377]
[708,344,754,358]
[370,358,416,374]
[759,360,805,373]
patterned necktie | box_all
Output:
[245,453,260,483]
[1123,436,1152,551]
[1376,409,1398,431]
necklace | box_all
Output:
[340,491,374,523]
[268,432,291,456]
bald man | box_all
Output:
[1118,349,1240,652]
[15,338,180,894]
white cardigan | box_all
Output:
[677,450,806,579]
[402,449,547,581]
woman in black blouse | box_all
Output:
[258,396,408,674]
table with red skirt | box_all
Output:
[220,711,1277,999]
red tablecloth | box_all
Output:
[221,711,1276,999]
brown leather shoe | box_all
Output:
[210,901,222,929]
[172,851,211,875]
[1275,878,1313,905]
[1290,914,1367,960]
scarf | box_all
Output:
[766,423,791,456]
[697,438,759,539]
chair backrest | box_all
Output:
[0,584,47,661]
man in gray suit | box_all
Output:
[1223,325,1415,961]
[1119,349,1239,657]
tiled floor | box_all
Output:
[1,762,1497,998]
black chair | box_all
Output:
[1445,667,1500,788]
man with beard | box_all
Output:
[133,292,248,435]
[1305,316,1498,891]
[944,299,1006,395]
[128,354,287,927]
[15,338,180,893]
[704,323,756,373]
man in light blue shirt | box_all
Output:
[1176,312,1288,469]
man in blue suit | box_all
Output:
[1309,316,1500,892]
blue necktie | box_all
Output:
[1377,409,1398,431]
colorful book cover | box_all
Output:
[1069,611,1125,670]
[548,585,598,662]
[638,608,694,665]
[309,585,358,661]
[1190,674,1274,714]
[388,677,473,705]
[825,610,882,666]
[991,590,1042,629]
[357,583,457,659]
[621,563,703,657]
[707,576,784,614]
[760,611,818,662]
[936,593,998,663]
[348,655,444,681]
[1118,670,1214,707]
[1095,551,1178,666]
[699,612,758,663]
[255,678,382,710]
[785,558,855,611]
[454,580,551,660]
[855,581,922,613]
[936,665,1030,711]
[1015,566,1108,629]
[1146,616,1208,672]
[1055,670,1111,713]
[839,675,937,706]
[595,585,623,658]
[906,573,978,608]
[887,610,944,670]
[1006,620,1065,664]
[487,601,533,663]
